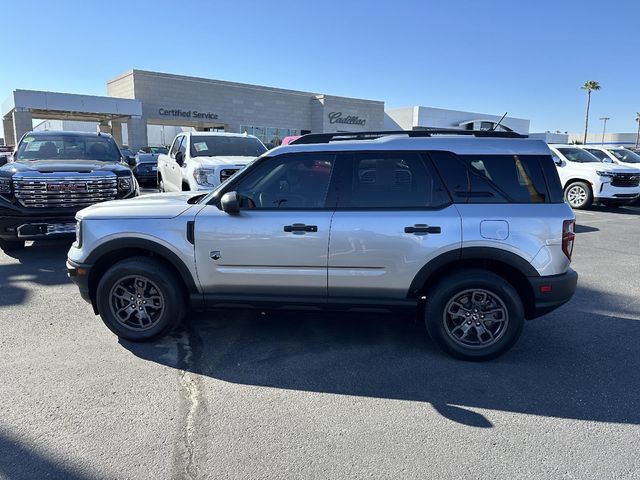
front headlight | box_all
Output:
[0,177,11,195]
[596,170,615,178]
[118,176,133,192]
[193,168,216,186]
[74,220,83,248]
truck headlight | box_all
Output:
[596,170,615,178]
[118,176,133,192]
[0,177,11,195]
[193,168,216,187]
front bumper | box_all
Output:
[0,212,77,241]
[67,259,92,304]
[527,268,578,319]
[595,182,640,202]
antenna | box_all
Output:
[492,112,508,131]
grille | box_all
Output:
[13,175,118,208]
[611,174,640,188]
[220,169,239,183]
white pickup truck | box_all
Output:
[157,131,267,192]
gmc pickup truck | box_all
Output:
[0,131,138,252]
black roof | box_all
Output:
[25,130,112,138]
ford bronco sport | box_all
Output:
[67,130,578,360]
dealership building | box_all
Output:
[2,70,384,150]
[2,69,532,149]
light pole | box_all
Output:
[599,117,610,145]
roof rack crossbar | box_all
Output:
[290,129,527,144]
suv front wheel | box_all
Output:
[425,269,524,361]
[96,257,186,341]
[564,181,593,209]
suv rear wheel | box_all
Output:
[424,269,524,361]
[96,257,186,341]
[564,181,593,209]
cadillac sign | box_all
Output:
[158,108,219,120]
[328,111,366,126]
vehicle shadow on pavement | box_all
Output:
[122,284,640,429]
[0,428,92,480]
[0,240,73,307]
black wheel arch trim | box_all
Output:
[84,238,199,295]
[408,246,540,297]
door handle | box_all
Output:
[284,223,318,233]
[404,224,441,234]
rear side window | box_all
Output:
[430,151,559,204]
[336,152,450,208]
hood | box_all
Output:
[190,155,255,167]
[78,191,204,220]
[3,159,129,174]
[591,163,640,174]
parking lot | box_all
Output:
[1,204,639,479]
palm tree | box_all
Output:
[635,112,640,149]
[581,80,601,144]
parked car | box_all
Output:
[579,145,640,169]
[120,147,136,162]
[139,146,169,155]
[0,131,138,252]
[0,145,14,166]
[131,153,159,187]
[67,130,578,361]
[157,132,267,192]
[548,145,640,209]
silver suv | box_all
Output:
[67,130,578,360]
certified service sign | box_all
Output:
[158,108,219,120]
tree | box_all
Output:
[581,81,601,144]
[636,112,640,149]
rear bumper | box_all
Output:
[527,268,578,319]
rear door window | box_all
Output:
[335,152,451,209]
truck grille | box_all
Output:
[611,173,640,188]
[13,175,118,208]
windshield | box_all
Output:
[190,135,267,158]
[608,148,640,164]
[15,134,121,162]
[557,148,601,163]
[137,153,158,163]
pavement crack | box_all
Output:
[173,323,206,480]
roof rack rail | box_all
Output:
[290,128,527,145]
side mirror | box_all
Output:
[126,156,136,167]
[553,158,562,166]
[603,158,613,163]
[220,191,240,215]
[175,151,185,166]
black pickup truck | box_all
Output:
[0,131,138,252]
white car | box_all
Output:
[579,145,640,169]
[549,145,640,209]
[157,132,267,192]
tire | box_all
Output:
[0,239,26,252]
[95,257,186,341]
[564,181,593,209]
[424,269,524,361]
[182,183,190,192]
[158,176,165,192]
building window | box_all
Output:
[239,125,300,146]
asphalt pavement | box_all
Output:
[1,203,639,479]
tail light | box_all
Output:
[562,219,576,260]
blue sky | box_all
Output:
[2,0,639,133]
